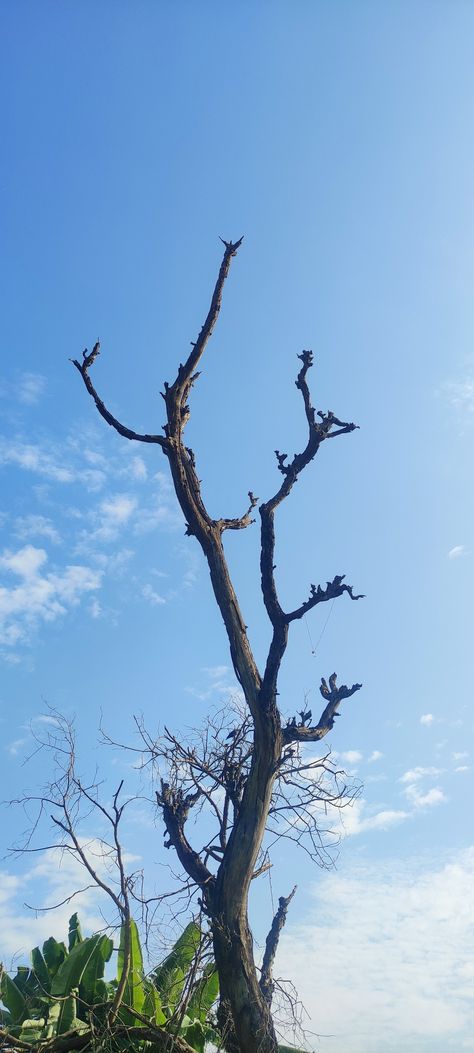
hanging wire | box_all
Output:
[304,597,336,656]
[267,853,275,914]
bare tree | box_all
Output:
[72,239,363,1053]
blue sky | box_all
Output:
[1,2,474,1050]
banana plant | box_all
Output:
[151,922,219,1052]
[1,917,308,1053]
[1,914,219,1053]
[0,916,113,1043]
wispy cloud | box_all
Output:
[368,750,383,762]
[420,713,434,726]
[0,846,110,960]
[0,439,74,482]
[14,514,61,544]
[280,847,474,1052]
[142,583,166,606]
[442,374,474,415]
[128,456,148,481]
[89,598,102,619]
[400,766,442,784]
[17,373,46,405]
[186,665,241,703]
[0,439,105,489]
[448,545,467,560]
[202,665,230,680]
[0,372,47,406]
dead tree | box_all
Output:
[73,239,363,1053]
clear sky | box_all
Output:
[1,2,474,1051]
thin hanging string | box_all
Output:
[304,597,336,656]
[267,855,275,915]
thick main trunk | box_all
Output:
[210,702,282,1053]
[213,913,277,1053]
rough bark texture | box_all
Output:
[73,239,362,1053]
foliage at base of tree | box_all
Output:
[0,915,219,1053]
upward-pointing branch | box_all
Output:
[259,350,360,697]
[71,343,168,446]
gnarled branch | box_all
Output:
[260,886,297,1006]
[286,573,364,623]
[283,674,363,744]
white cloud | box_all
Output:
[404,784,447,809]
[443,375,474,414]
[0,439,105,490]
[202,665,230,680]
[129,456,147,481]
[14,514,61,544]
[90,494,138,541]
[7,737,28,756]
[453,751,469,761]
[455,765,470,773]
[17,372,46,405]
[341,750,363,765]
[279,847,474,1052]
[0,545,47,578]
[420,713,434,726]
[0,439,74,482]
[0,847,109,961]
[133,496,181,534]
[368,750,383,762]
[142,583,166,606]
[185,667,242,703]
[448,545,466,560]
[0,545,101,650]
[400,766,442,784]
[341,799,410,836]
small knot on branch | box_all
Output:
[74,340,101,374]
[296,348,314,379]
[275,450,290,475]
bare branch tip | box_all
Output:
[219,235,244,253]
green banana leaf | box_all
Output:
[51,934,103,1034]
[186,962,219,1023]
[142,979,166,1027]
[31,948,51,994]
[0,972,27,1025]
[181,1017,206,1053]
[42,938,67,978]
[68,913,83,951]
[117,919,146,1023]
[79,934,113,1012]
[152,921,201,1015]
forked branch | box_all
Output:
[283,674,363,744]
